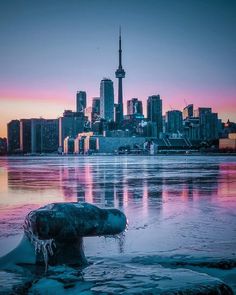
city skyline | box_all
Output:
[1,0,236,138]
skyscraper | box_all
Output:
[41,119,59,153]
[100,78,114,121]
[115,28,125,125]
[127,98,143,116]
[92,97,100,122]
[92,97,100,114]
[0,138,7,155]
[195,108,219,140]
[20,119,32,153]
[166,110,183,134]
[85,107,93,123]
[147,95,163,138]
[30,118,59,154]
[183,117,200,140]
[76,91,87,113]
[183,104,193,120]
[7,120,20,153]
[59,110,84,150]
[31,118,43,153]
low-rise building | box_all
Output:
[0,138,7,155]
[64,136,75,154]
[94,136,146,154]
[219,133,236,151]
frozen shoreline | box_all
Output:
[0,255,235,294]
[1,152,236,157]
[1,236,236,294]
[0,156,235,294]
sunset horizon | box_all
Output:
[1,0,235,138]
[1,1,236,294]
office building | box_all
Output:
[7,120,20,153]
[59,110,84,149]
[100,78,114,121]
[41,119,59,153]
[166,110,183,135]
[147,95,163,138]
[183,104,193,120]
[85,107,93,123]
[195,108,219,140]
[92,97,100,122]
[64,136,75,154]
[127,98,143,116]
[74,132,95,154]
[183,117,200,140]
[219,133,236,151]
[20,119,32,153]
[92,118,108,135]
[0,138,7,155]
[28,118,59,154]
[76,91,87,113]
[31,118,43,153]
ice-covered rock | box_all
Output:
[28,260,233,294]
[0,202,127,270]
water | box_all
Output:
[0,155,236,293]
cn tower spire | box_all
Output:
[119,26,122,68]
[115,27,126,125]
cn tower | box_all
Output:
[115,27,125,125]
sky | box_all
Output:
[0,0,236,137]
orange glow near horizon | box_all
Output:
[1,86,236,138]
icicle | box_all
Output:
[24,210,55,272]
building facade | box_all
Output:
[195,108,219,140]
[76,91,87,113]
[59,110,84,150]
[41,119,59,153]
[183,117,200,140]
[219,133,236,151]
[166,110,183,135]
[147,95,163,138]
[31,119,43,153]
[92,97,100,122]
[64,136,75,154]
[100,78,114,122]
[0,138,7,155]
[183,104,193,120]
[127,98,143,116]
[7,120,20,153]
[20,119,32,153]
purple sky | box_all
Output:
[0,0,236,137]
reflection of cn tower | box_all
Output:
[59,163,94,202]
[74,161,116,206]
[96,162,116,207]
[76,165,94,203]
[114,164,126,208]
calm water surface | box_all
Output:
[0,155,235,260]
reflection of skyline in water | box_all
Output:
[3,158,235,207]
[0,156,236,257]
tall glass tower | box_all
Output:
[76,91,87,113]
[147,95,163,138]
[100,78,114,121]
